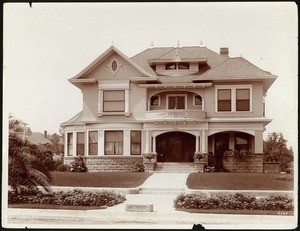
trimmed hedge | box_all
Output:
[8,188,126,207]
[174,193,293,211]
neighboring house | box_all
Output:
[61,45,276,172]
[25,131,52,146]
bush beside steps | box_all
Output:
[8,188,126,207]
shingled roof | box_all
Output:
[26,132,52,145]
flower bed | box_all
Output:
[174,193,293,211]
[8,188,126,207]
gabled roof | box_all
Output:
[69,46,156,83]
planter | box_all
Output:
[143,162,156,172]
[263,162,280,173]
[194,161,206,173]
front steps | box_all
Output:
[154,162,196,173]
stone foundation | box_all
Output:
[64,156,143,172]
[223,152,264,173]
[263,162,280,173]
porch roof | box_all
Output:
[138,82,212,89]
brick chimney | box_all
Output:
[220,47,229,56]
[44,130,48,138]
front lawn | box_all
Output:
[187,173,293,190]
[50,172,152,188]
[8,204,107,210]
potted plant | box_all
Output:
[143,153,157,171]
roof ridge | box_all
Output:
[154,47,176,59]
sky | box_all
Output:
[3,2,298,150]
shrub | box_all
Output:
[70,156,88,172]
[8,189,126,207]
[132,162,145,172]
[174,193,293,211]
[56,163,71,172]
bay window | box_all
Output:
[67,133,73,156]
[76,132,85,156]
[88,131,98,155]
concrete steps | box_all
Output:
[154,162,196,173]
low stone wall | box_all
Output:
[223,152,264,173]
[64,156,143,172]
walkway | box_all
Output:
[139,173,189,194]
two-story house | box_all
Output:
[61,45,277,172]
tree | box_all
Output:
[8,117,52,194]
[263,132,294,173]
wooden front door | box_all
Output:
[156,132,195,162]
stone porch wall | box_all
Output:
[223,152,264,173]
[64,156,143,172]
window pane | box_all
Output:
[218,100,231,111]
[105,131,123,155]
[89,131,98,156]
[104,101,125,112]
[236,100,250,111]
[67,133,73,156]
[168,96,176,109]
[218,89,231,100]
[218,89,231,111]
[165,63,176,70]
[236,89,249,100]
[194,95,202,106]
[77,132,85,156]
[131,131,141,155]
[177,96,185,109]
[178,62,190,69]
[150,96,159,106]
[103,90,124,101]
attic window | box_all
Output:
[165,62,190,70]
[178,63,190,69]
[165,63,176,70]
[111,60,118,71]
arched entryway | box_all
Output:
[156,132,196,162]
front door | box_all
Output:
[156,132,195,162]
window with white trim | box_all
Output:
[167,94,186,110]
[193,94,203,108]
[103,90,125,112]
[216,85,252,112]
[150,95,160,106]
[105,131,123,155]
[76,132,85,156]
[130,130,141,155]
[88,131,98,156]
[67,133,73,156]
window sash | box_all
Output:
[76,132,85,156]
[194,95,202,106]
[89,131,98,156]
[131,131,141,155]
[168,96,185,109]
[150,96,159,106]
[103,90,125,112]
[236,89,250,111]
[105,131,123,155]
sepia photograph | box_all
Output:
[2,2,297,229]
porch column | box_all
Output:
[195,135,200,153]
[98,130,104,156]
[73,131,77,156]
[254,130,263,153]
[124,130,130,156]
[98,89,103,114]
[152,136,156,153]
[125,89,130,116]
[145,130,150,153]
[201,130,208,153]
[85,131,89,156]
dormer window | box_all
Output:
[165,62,190,70]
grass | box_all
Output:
[8,203,107,210]
[50,172,152,188]
[177,208,294,216]
[187,172,293,190]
